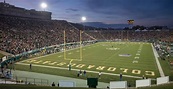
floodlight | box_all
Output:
[81,16,86,21]
[41,2,47,9]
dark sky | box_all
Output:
[1,0,173,27]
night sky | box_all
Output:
[1,0,173,27]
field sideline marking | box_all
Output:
[151,43,165,77]
[16,62,154,79]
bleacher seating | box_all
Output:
[0,16,94,55]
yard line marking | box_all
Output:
[134,57,139,59]
[132,60,138,63]
[16,62,151,79]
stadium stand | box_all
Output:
[0,16,95,55]
[0,1,173,89]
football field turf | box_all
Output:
[17,42,160,79]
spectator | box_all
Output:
[68,64,71,71]
[77,72,80,77]
[99,72,101,77]
[120,73,122,81]
[79,70,82,75]
[128,83,131,87]
[142,75,145,79]
[30,63,32,70]
[52,82,55,86]
[83,70,86,76]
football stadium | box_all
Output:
[0,0,173,89]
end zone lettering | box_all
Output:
[24,60,155,76]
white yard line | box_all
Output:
[16,62,145,79]
[151,43,165,77]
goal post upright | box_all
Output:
[63,30,83,63]
[64,30,66,60]
[80,30,83,60]
[63,17,85,64]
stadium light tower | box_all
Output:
[40,2,47,11]
[81,16,86,30]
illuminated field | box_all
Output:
[16,42,160,80]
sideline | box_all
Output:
[16,62,144,79]
[151,43,165,77]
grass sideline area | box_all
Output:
[13,42,162,86]
[158,57,173,81]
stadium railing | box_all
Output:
[0,76,49,86]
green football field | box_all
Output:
[17,42,160,79]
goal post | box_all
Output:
[80,30,83,60]
[63,30,83,64]
[64,30,66,60]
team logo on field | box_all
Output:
[106,48,120,50]
[119,54,131,57]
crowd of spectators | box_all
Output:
[85,29,173,42]
[0,16,94,55]
[1,15,173,55]
[72,23,173,42]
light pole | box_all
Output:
[81,16,86,36]
[81,16,86,33]
[81,16,86,31]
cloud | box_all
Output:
[84,0,173,26]
[66,8,79,12]
[2,0,173,26]
[85,0,173,18]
